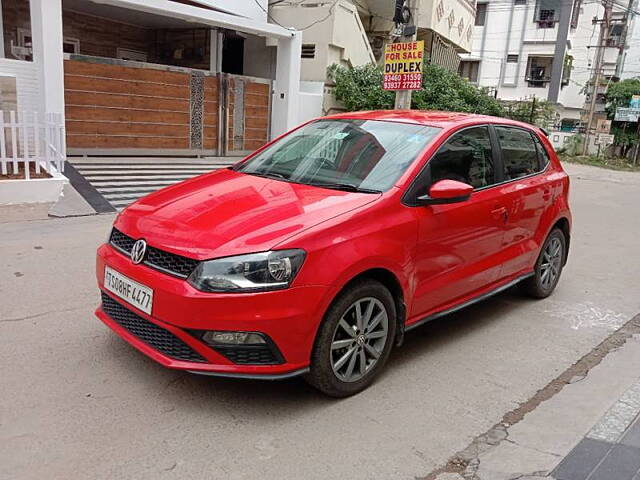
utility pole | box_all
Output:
[393,0,418,109]
[583,0,614,155]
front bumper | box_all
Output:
[96,244,335,377]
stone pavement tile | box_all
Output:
[552,438,612,480]
[589,444,640,480]
[621,416,640,449]
[620,383,640,411]
[587,400,640,443]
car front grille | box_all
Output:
[101,292,206,363]
[109,228,200,279]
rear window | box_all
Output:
[495,126,539,180]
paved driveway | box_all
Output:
[1,163,639,480]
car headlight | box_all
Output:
[187,249,306,293]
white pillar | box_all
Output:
[29,0,65,117]
[271,30,301,138]
[0,0,5,59]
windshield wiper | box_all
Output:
[308,182,381,194]
[245,171,288,180]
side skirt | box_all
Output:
[405,272,534,333]
[188,367,310,381]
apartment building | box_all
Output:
[459,0,629,137]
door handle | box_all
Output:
[542,189,552,201]
[491,206,509,223]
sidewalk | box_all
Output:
[430,313,640,480]
[553,384,640,480]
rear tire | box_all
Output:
[521,228,566,299]
[305,280,396,397]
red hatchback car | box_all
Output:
[96,110,571,397]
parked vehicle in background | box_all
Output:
[96,110,571,397]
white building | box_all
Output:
[460,0,628,136]
[0,0,309,160]
[620,1,640,79]
[270,0,477,114]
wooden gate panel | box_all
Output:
[64,59,218,153]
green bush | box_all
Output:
[328,63,505,116]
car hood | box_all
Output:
[115,169,379,259]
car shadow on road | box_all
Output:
[101,286,529,416]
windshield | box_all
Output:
[234,119,441,192]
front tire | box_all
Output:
[521,228,566,298]
[305,280,396,397]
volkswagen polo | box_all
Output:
[96,110,571,397]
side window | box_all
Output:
[495,127,539,180]
[496,127,539,180]
[532,134,551,170]
[428,126,495,189]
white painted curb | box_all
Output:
[0,168,68,206]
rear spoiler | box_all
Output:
[540,127,549,137]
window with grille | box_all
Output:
[535,0,556,28]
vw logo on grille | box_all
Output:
[131,239,147,265]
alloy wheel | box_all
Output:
[330,297,389,383]
[540,236,563,290]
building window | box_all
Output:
[301,44,316,59]
[63,38,80,55]
[571,0,582,28]
[15,29,79,60]
[475,4,487,26]
[526,56,553,87]
[561,55,573,86]
[507,54,519,63]
[117,48,148,62]
[535,0,556,28]
[459,60,480,83]
[607,23,624,47]
[514,0,527,5]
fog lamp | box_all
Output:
[202,331,267,346]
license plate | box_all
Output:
[104,266,153,315]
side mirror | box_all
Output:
[416,179,474,206]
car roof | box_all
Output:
[323,110,538,131]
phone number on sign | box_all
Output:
[383,74,422,90]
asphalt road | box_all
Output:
[1,163,639,480]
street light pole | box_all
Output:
[394,0,418,110]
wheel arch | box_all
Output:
[550,217,571,265]
[332,268,408,347]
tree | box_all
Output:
[327,63,505,116]
[501,97,556,129]
[604,78,640,156]
[605,78,640,117]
